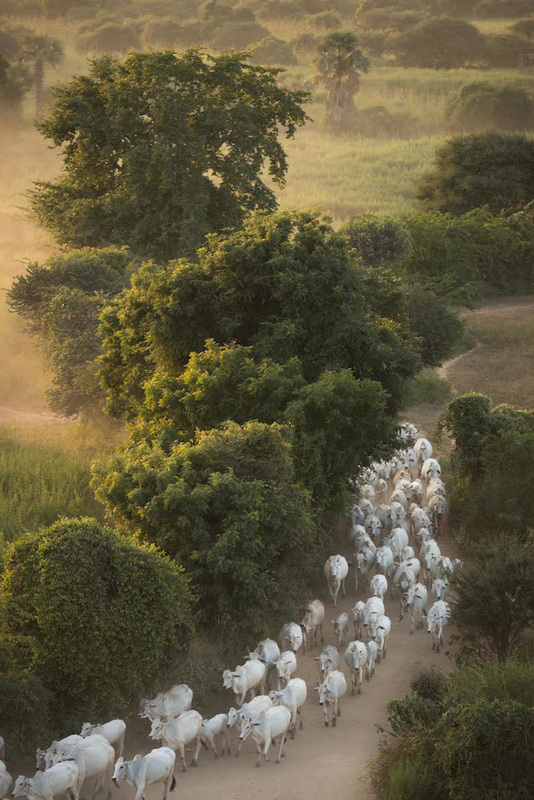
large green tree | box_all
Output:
[418,133,534,215]
[1,518,192,729]
[391,18,486,69]
[99,210,422,421]
[30,50,309,261]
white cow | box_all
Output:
[275,651,297,689]
[431,577,448,601]
[315,670,347,727]
[428,495,447,536]
[363,596,385,636]
[410,479,424,504]
[367,614,391,661]
[36,736,83,772]
[112,748,176,800]
[279,622,304,654]
[12,764,79,800]
[53,736,115,798]
[427,600,451,653]
[374,504,396,534]
[139,685,193,722]
[415,438,433,465]
[364,515,383,541]
[149,711,203,772]
[223,660,266,707]
[250,638,280,687]
[375,545,395,577]
[421,457,441,482]
[366,640,378,679]
[324,555,348,607]
[351,601,366,639]
[0,761,12,800]
[421,538,441,584]
[314,644,340,679]
[227,696,273,757]
[355,544,376,592]
[344,641,368,695]
[238,707,291,767]
[387,527,409,560]
[401,583,428,633]
[370,573,388,599]
[80,720,126,758]
[269,678,307,737]
[388,489,409,511]
[300,599,325,651]
[392,566,417,603]
[430,556,454,581]
[411,507,433,539]
[200,714,231,758]
[332,612,349,648]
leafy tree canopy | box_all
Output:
[314,31,370,124]
[418,133,534,215]
[391,18,486,69]
[99,210,422,421]
[92,421,323,641]
[1,517,192,729]
[446,82,534,134]
[30,50,309,261]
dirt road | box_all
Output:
[116,556,455,800]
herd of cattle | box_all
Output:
[0,423,461,800]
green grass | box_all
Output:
[0,426,103,542]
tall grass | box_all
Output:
[0,426,102,541]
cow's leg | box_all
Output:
[358,667,363,694]
[320,622,324,644]
[192,733,202,766]
[276,734,286,764]
[255,743,263,768]
[179,743,187,772]
[323,703,329,727]
[263,737,271,763]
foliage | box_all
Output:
[511,18,534,40]
[143,18,184,47]
[16,33,64,111]
[92,421,323,642]
[418,133,534,216]
[0,427,99,542]
[435,699,534,799]
[210,21,270,51]
[314,31,370,125]
[251,36,298,65]
[0,54,25,112]
[1,518,192,730]
[99,210,422,421]
[410,666,448,703]
[484,33,534,68]
[8,248,133,416]
[439,393,534,534]
[404,209,534,296]
[344,105,419,138]
[391,18,486,69]
[31,50,309,261]
[339,213,412,267]
[76,21,142,54]
[285,369,397,510]
[446,659,534,708]
[476,0,534,18]
[446,82,534,133]
[401,371,451,408]
[450,534,534,662]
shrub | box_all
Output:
[446,82,534,133]
[401,371,451,408]
[340,213,412,266]
[476,0,534,17]
[251,36,298,65]
[391,18,486,69]
[1,518,192,729]
[291,32,320,61]
[511,18,534,39]
[446,659,534,708]
[307,10,343,29]
[411,667,448,702]
[143,18,184,47]
[418,133,534,216]
[209,20,269,50]
[76,22,142,54]
[484,33,534,68]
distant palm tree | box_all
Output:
[18,34,64,114]
[314,32,370,124]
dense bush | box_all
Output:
[210,20,270,50]
[511,18,534,39]
[484,33,534,68]
[1,518,192,730]
[93,422,324,642]
[143,18,184,47]
[340,213,412,266]
[251,36,298,65]
[418,133,534,216]
[446,82,534,133]
[76,21,142,54]
[476,0,534,17]
[8,248,133,416]
[401,371,451,408]
[391,18,486,69]
[404,209,534,296]
[369,659,534,800]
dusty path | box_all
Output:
[115,541,456,800]
[436,342,482,386]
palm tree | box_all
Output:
[314,32,370,124]
[18,34,64,114]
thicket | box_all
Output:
[438,393,534,536]
[446,82,534,133]
[369,661,534,800]
[0,518,192,749]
